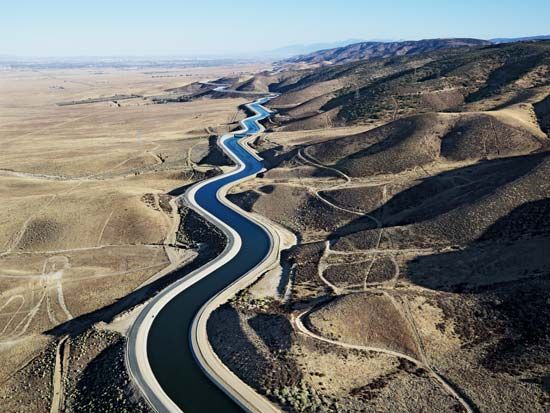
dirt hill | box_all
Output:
[263,41,550,130]
[211,40,550,413]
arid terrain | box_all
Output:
[202,41,550,412]
[0,62,268,412]
[1,38,549,413]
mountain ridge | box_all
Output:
[278,36,550,66]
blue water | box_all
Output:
[146,99,273,412]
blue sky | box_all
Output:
[1,0,549,56]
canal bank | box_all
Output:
[127,97,281,413]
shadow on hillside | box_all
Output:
[45,240,218,339]
[69,337,148,412]
[405,198,550,376]
[207,305,271,390]
[305,117,417,168]
[407,198,550,292]
[198,135,232,167]
[328,152,546,241]
[491,88,541,111]
[167,168,222,196]
[534,94,550,137]
[465,51,547,103]
[334,118,422,161]
[208,305,302,392]
[249,313,294,352]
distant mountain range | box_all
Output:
[4,35,549,69]
[260,39,366,59]
[277,35,550,66]
[490,35,550,43]
[280,38,491,65]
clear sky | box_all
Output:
[1,0,549,57]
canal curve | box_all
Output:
[127,97,277,413]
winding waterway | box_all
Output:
[138,97,274,412]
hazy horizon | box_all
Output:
[2,0,550,58]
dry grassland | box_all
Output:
[0,64,265,410]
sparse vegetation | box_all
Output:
[2,36,549,413]
[208,39,550,413]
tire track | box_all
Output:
[294,307,475,413]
